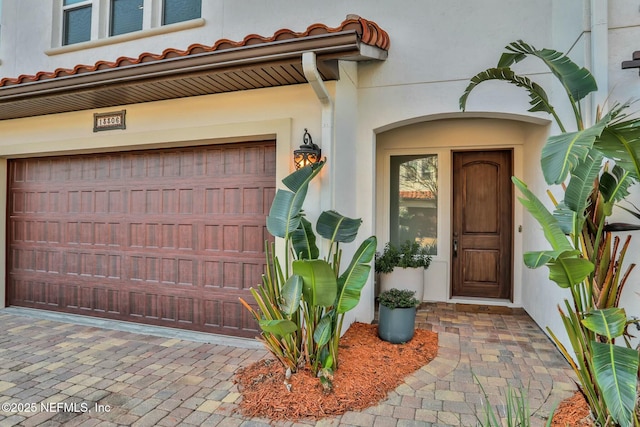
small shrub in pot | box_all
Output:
[374,240,432,274]
[377,288,420,344]
[378,288,420,309]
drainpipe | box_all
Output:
[302,51,335,212]
[590,0,608,116]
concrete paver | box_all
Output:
[0,303,578,426]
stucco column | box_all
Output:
[590,0,609,113]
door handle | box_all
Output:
[453,239,458,257]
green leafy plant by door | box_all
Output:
[239,160,376,390]
[461,40,640,426]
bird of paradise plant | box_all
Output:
[239,160,376,390]
[461,40,640,426]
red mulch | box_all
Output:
[550,391,594,426]
[235,322,438,421]
[235,322,594,424]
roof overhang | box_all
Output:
[0,16,389,121]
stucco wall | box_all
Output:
[2,1,576,83]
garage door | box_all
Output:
[7,141,275,338]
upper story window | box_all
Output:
[110,0,143,36]
[163,0,201,25]
[63,0,92,45]
[59,0,202,46]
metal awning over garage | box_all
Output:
[0,15,389,120]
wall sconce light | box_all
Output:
[293,129,322,170]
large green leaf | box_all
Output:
[266,161,325,238]
[599,164,633,206]
[278,275,302,316]
[564,152,603,213]
[266,189,305,238]
[546,252,594,288]
[512,177,572,252]
[591,341,639,427]
[582,308,627,338]
[259,319,298,337]
[594,108,640,179]
[313,314,333,346]
[282,160,325,192]
[459,67,554,114]
[497,40,597,102]
[316,210,362,244]
[335,236,377,314]
[291,217,319,260]
[555,153,603,237]
[541,113,610,185]
[552,202,576,236]
[292,259,337,307]
[523,249,579,269]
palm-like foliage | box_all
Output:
[239,160,376,390]
[461,40,640,426]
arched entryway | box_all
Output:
[375,113,549,306]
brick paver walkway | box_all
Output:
[0,303,577,426]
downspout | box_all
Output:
[302,51,335,212]
[590,0,608,115]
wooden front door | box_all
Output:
[451,150,513,299]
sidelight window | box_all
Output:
[390,155,438,254]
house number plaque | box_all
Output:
[93,110,126,132]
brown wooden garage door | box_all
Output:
[7,141,275,338]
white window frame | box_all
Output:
[109,0,146,37]
[59,0,98,46]
[50,0,203,52]
[160,0,201,26]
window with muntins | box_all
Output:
[163,0,201,25]
[110,0,143,36]
[390,155,438,255]
[63,0,92,45]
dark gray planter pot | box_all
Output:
[377,304,416,344]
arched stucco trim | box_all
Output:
[374,111,551,135]
[373,111,552,307]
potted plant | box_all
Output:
[375,240,432,301]
[377,288,420,343]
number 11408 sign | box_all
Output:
[93,110,126,132]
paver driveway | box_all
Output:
[0,304,577,426]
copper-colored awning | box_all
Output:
[0,16,389,121]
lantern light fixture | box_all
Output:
[293,129,321,170]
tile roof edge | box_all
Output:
[0,15,389,88]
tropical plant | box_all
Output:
[374,240,432,274]
[377,288,420,309]
[474,374,555,427]
[461,40,640,426]
[239,160,377,390]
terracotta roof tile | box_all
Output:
[0,16,389,88]
[399,190,436,200]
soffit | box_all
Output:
[0,16,389,121]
